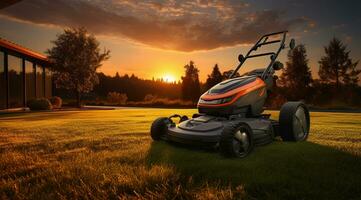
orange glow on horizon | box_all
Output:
[162,74,177,83]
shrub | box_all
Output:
[144,94,157,102]
[128,96,195,108]
[107,92,128,105]
[49,96,62,108]
[266,93,287,109]
[27,98,52,111]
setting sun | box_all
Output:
[163,74,177,83]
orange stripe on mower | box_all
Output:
[198,77,266,108]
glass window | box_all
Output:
[25,60,35,101]
[0,51,6,109]
[45,68,52,98]
[36,64,44,98]
[8,55,23,108]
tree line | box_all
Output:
[274,38,360,107]
[49,28,360,108]
[54,72,182,102]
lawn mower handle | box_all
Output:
[229,31,288,80]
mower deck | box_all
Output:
[166,115,277,147]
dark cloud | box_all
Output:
[0,0,308,51]
[0,0,21,9]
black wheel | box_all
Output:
[192,113,202,118]
[279,102,310,141]
[150,117,170,141]
[219,122,254,158]
[179,115,189,123]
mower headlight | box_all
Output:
[198,95,235,105]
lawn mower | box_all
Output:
[150,31,310,158]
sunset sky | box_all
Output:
[0,0,360,82]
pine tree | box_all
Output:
[114,72,120,79]
[181,61,201,102]
[318,37,360,88]
[206,64,223,90]
[279,44,312,99]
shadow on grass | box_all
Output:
[147,141,361,199]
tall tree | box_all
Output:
[279,44,312,99]
[318,37,360,88]
[114,72,121,79]
[206,64,223,89]
[47,27,110,107]
[181,61,201,102]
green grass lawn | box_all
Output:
[0,109,360,199]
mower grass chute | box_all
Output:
[150,31,310,158]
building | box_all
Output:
[0,38,52,110]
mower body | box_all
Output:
[198,76,269,117]
[166,73,277,146]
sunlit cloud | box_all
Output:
[0,0,308,52]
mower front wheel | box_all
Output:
[219,122,254,158]
[150,117,171,141]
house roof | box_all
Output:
[0,37,48,61]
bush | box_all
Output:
[128,95,195,108]
[107,92,128,105]
[144,94,157,102]
[27,98,52,111]
[49,96,62,108]
[265,93,287,109]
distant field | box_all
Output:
[0,109,360,199]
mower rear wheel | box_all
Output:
[279,102,310,141]
[219,122,254,158]
[150,117,170,141]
